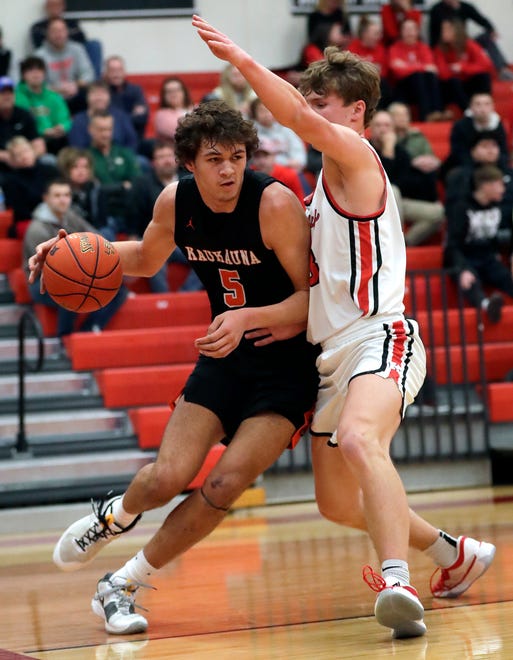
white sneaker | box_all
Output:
[53,494,141,572]
[91,573,151,635]
[363,565,426,639]
[430,535,496,598]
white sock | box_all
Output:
[382,559,410,587]
[112,550,156,585]
[425,530,459,568]
[111,495,138,528]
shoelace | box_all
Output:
[75,494,141,551]
[96,578,156,614]
[362,565,387,592]
[74,497,120,551]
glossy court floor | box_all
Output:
[1,485,513,659]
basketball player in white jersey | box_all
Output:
[194,15,496,639]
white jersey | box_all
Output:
[306,140,406,346]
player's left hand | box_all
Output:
[192,14,247,66]
[195,309,249,358]
[28,228,68,291]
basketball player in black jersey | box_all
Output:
[28,100,319,634]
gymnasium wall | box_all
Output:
[2,0,512,78]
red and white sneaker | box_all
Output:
[430,535,496,598]
[363,566,426,639]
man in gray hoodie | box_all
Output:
[23,178,127,337]
[35,17,95,114]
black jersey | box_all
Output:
[174,169,314,363]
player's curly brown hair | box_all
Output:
[299,47,381,127]
[174,100,259,166]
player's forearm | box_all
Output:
[237,54,308,134]
[244,289,309,331]
[113,239,160,277]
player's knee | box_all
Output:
[316,492,363,528]
[141,463,184,506]
[338,429,383,471]
[202,471,245,511]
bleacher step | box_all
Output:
[0,408,132,447]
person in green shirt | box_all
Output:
[15,55,71,155]
[87,109,140,234]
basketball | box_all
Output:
[42,232,123,312]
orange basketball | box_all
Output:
[42,232,123,312]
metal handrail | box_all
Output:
[14,309,45,456]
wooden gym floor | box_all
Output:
[1,484,513,659]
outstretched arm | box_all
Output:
[192,14,362,163]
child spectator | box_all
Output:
[251,138,306,206]
[15,56,71,155]
[444,164,513,323]
[433,18,494,113]
[301,22,347,70]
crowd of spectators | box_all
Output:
[1,0,513,331]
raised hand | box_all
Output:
[192,14,247,67]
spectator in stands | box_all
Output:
[2,136,58,237]
[388,101,442,176]
[307,0,351,46]
[87,110,140,236]
[429,0,513,81]
[68,81,138,151]
[300,21,348,70]
[0,27,12,78]
[0,76,47,170]
[433,18,494,113]
[15,56,71,156]
[249,97,307,173]
[444,133,513,217]
[30,0,87,49]
[23,178,128,337]
[388,19,447,122]
[103,55,149,143]
[250,138,305,206]
[381,0,422,47]
[30,0,102,79]
[35,17,95,114]
[127,141,201,293]
[347,16,393,109]
[154,77,194,144]
[443,92,509,179]
[369,110,444,246]
[444,164,513,323]
[57,146,111,239]
[202,64,256,117]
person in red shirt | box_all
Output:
[250,138,307,206]
[389,18,445,121]
[433,18,493,112]
[300,21,347,70]
[381,0,422,47]
[347,16,393,109]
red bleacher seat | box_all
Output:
[488,382,513,422]
[410,121,452,161]
[406,245,443,270]
[0,210,13,238]
[68,325,205,370]
[96,363,194,408]
[0,238,22,273]
[105,290,210,331]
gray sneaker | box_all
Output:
[53,494,141,572]
[91,573,152,635]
